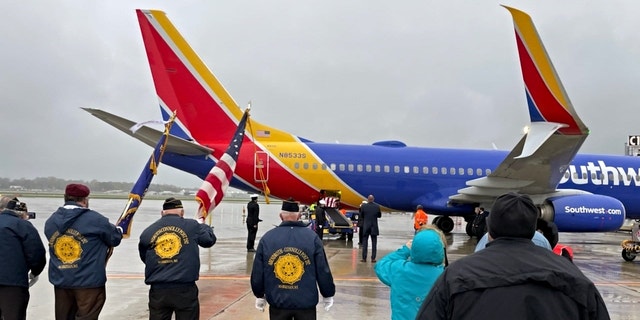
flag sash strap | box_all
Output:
[195,109,250,222]
[116,111,177,238]
[247,116,271,204]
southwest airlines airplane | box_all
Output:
[85,6,635,234]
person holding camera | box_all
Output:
[0,196,46,320]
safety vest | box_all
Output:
[414,209,428,230]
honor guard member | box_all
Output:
[0,197,46,320]
[138,198,216,320]
[44,184,123,320]
[251,198,336,319]
[246,194,261,252]
[314,199,327,240]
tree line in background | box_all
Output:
[0,177,185,193]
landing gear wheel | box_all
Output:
[622,249,637,262]
[436,216,454,234]
[432,216,442,226]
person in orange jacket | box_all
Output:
[414,205,428,233]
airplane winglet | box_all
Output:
[515,121,567,159]
[451,6,591,204]
[503,5,589,136]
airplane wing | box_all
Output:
[82,107,213,156]
[449,6,589,205]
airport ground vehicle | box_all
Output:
[327,211,358,241]
[307,207,355,239]
[306,195,356,240]
[621,222,640,261]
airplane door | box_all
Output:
[254,151,269,182]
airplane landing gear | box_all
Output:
[433,216,454,234]
[466,222,473,237]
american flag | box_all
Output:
[116,111,176,238]
[195,109,249,222]
[323,197,339,208]
[256,130,270,138]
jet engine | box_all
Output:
[538,194,625,232]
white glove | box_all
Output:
[255,297,266,312]
[323,296,334,311]
[28,272,38,287]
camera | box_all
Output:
[13,202,36,219]
[15,202,27,212]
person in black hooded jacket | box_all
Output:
[416,193,609,320]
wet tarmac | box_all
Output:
[17,198,640,319]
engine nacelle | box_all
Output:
[539,194,625,232]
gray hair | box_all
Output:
[0,196,12,209]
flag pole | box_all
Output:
[116,110,177,238]
[195,104,251,222]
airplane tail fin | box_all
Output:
[503,6,589,136]
[136,10,295,147]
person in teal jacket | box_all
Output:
[374,226,446,320]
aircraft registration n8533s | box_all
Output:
[85,6,633,234]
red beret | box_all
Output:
[65,184,90,197]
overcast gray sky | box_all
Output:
[2,1,639,188]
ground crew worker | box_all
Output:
[414,205,428,233]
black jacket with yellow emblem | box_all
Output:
[250,221,335,309]
[138,214,215,286]
[45,202,123,288]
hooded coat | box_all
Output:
[374,229,445,320]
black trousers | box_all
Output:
[0,285,29,320]
[149,284,199,320]
[362,233,378,261]
[269,306,316,320]
[315,224,324,240]
[247,224,258,250]
[54,286,106,320]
